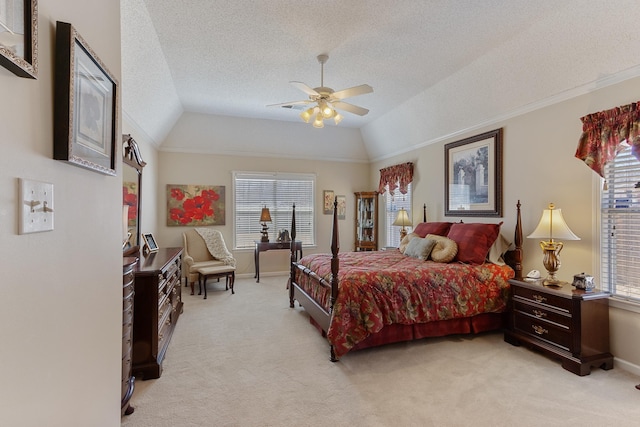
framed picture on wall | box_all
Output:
[445,128,503,217]
[53,21,118,175]
[336,195,346,220]
[323,190,335,214]
[0,0,38,78]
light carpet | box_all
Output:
[122,274,640,427]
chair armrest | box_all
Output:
[183,254,195,270]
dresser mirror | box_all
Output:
[122,134,146,255]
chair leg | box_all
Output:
[230,272,235,294]
[203,275,207,299]
[190,280,195,295]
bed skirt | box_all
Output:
[308,312,505,352]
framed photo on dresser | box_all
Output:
[142,233,159,253]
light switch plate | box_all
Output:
[19,178,54,234]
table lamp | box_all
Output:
[260,206,272,242]
[527,203,580,286]
[393,208,412,241]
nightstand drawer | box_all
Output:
[513,300,571,328]
[513,286,571,312]
[514,313,571,351]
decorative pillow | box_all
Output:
[404,237,437,261]
[447,222,503,264]
[399,232,419,254]
[425,234,458,263]
[413,222,453,238]
[487,233,512,265]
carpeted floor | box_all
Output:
[121,274,640,427]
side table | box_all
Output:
[254,240,303,282]
[504,278,613,376]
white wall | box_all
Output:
[155,151,370,277]
[371,75,640,372]
[0,1,122,426]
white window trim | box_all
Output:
[592,165,640,314]
[231,171,316,250]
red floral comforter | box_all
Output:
[295,250,514,358]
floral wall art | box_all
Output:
[166,184,225,226]
[123,182,138,228]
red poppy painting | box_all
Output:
[123,182,138,228]
[166,184,225,226]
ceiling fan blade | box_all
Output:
[266,100,312,108]
[331,84,373,100]
[332,101,369,116]
[290,81,320,97]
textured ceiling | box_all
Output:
[121,0,640,158]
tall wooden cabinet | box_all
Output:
[122,257,137,416]
[132,247,183,380]
[354,191,378,251]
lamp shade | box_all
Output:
[527,204,580,241]
[392,208,412,227]
[260,207,272,222]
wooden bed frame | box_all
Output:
[289,200,523,361]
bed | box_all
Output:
[288,201,523,361]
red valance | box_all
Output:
[378,162,414,195]
[575,101,640,177]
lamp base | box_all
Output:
[261,223,269,242]
[542,277,568,287]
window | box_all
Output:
[233,172,315,249]
[601,144,640,301]
[385,183,412,248]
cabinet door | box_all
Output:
[354,192,378,251]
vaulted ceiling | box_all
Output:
[121,0,640,161]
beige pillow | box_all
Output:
[399,232,419,254]
[425,234,458,263]
[487,234,512,265]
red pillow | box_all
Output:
[447,222,502,264]
[413,222,452,238]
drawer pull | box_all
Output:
[532,294,546,303]
[532,325,548,335]
[533,310,547,318]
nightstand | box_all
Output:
[504,278,613,376]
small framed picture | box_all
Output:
[142,233,159,253]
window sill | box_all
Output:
[608,296,640,314]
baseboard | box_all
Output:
[613,357,640,376]
[236,271,288,279]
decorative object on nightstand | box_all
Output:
[260,206,272,242]
[392,207,412,241]
[504,278,613,376]
[527,203,580,286]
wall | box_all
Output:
[371,75,640,373]
[155,151,370,277]
[0,1,122,426]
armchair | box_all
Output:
[182,229,234,294]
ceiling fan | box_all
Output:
[268,54,373,128]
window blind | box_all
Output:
[601,145,640,301]
[385,183,412,248]
[233,172,315,249]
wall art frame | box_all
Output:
[336,195,346,220]
[445,128,503,217]
[53,21,118,176]
[0,0,37,78]
[167,184,225,226]
[323,190,334,215]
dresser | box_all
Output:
[504,278,613,376]
[132,247,183,380]
[122,257,137,416]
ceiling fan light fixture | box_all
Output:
[312,113,324,128]
[320,101,334,119]
[300,107,314,123]
[333,112,343,125]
